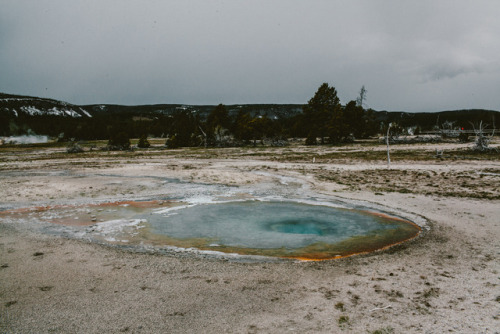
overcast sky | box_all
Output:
[1,0,499,112]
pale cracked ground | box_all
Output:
[1,141,499,333]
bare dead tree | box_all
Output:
[356,85,367,107]
[471,121,496,152]
[198,126,208,148]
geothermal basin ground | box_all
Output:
[0,139,499,333]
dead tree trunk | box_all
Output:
[198,126,207,148]
[386,123,392,169]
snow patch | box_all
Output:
[18,105,85,117]
[50,107,81,117]
[79,108,92,117]
[21,106,44,116]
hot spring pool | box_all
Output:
[2,199,421,260]
[148,200,421,260]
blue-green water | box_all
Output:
[149,201,419,257]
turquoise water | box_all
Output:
[150,201,411,251]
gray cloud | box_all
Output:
[423,60,485,82]
[1,0,499,112]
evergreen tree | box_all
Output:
[166,111,198,147]
[108,131,131,150]
[206,104,231,146]
[343,100,365,139]
[327,105,345,143]
[233,110,254,143]
[249,116,273,145]
[303,83,341,144]
[207,104,231,130]
[363,109,378,137]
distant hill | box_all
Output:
[1,92,498,139]
[0,92,92,118]
[0,92,303,120]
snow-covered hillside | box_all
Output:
[0,93,92,118]
[18,106,91,117]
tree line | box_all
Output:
[2,83,496,148]
[1,83,377,147]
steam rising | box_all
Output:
[1,135,50,145]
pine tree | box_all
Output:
[303,83,342,144]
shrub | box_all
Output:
[338,315,350,328]
[305,132,317,145]
[165,135,179,149]
[66,142,84,153]
[108,131,131,150]
[334,302,345,311]
[371,327,394,334]
[137,135,150,148]
[458,132,469,143]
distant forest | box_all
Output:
[0,85,498,148]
